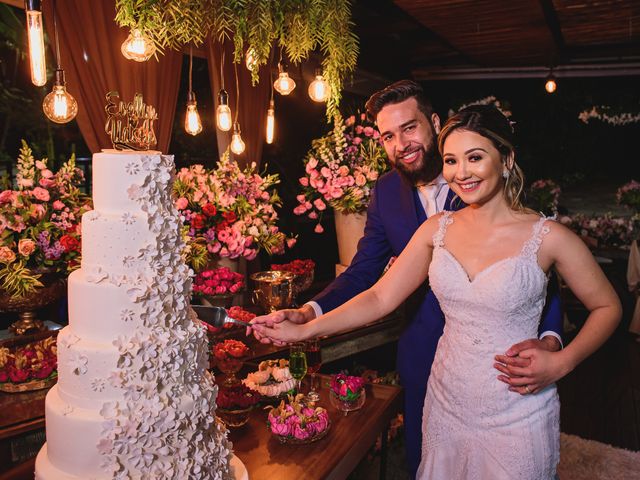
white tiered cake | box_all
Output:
[35,151,234,479]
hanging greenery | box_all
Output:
[115,0,359,118]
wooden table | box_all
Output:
[229,376,402,480]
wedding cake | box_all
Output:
[35,151,234,479]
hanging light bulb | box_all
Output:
[25,0,46,86]
[230,122,245,155]
[216,89,232,131]
[43,68,78,123]
[266,100,275,144]
[245,47,258,71]
[184,92,202,136]
[121,28,156,62]
[545,70,557,94]
[308,69,329,102]
[273,63,296,95]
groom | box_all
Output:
[252,80,563,476]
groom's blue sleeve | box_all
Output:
[538,272,563,343]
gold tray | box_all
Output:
[0,374,57,393]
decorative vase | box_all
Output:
[334,211,366,274]
[329,389,366,415]
[0,272,67,336]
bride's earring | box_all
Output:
[502,170,509,179]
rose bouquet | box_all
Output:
[0,336,57,388]
[294,113,389,233]
[192,267,244,297]
[215,383,261,428]
[266,393,330,443]
[616,180,640,212]
[0,141,92,297]
[329,373,366,413]
[527,179,561,215]
[174,151,295,271]
[271,259,315,293]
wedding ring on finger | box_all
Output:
[524,385,531,394]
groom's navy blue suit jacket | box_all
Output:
[312,169,563,475]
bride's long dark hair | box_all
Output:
[438,105,526,211]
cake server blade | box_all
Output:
[191,305,251,328]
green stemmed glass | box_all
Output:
[289,343,308,395]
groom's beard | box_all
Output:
[393,141,442,186]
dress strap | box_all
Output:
[521,215,555,257]
[432,210,454,248]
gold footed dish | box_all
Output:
[0,374,57,393]
[216,406,253,428]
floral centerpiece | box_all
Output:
[559,214,640,249]
[215,383,261,428]
[329,373,366,413]
[0,141,91,298]
[0,336,57,392]
[294,113,388,233]
[243,359,296,400]
[266,393,330,444]
[192,266,244,302]
[271,259,315,293]
[213,339,250,386]
[616,180,640,212]
[527,179,561,215]
[174,151,294,271]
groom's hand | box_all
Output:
[493,336,561,395]
[246,304,316,345]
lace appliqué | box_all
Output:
[432,210,454,248]
[521,215,555,259]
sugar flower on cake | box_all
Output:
[68,351,88,375]
[295,113,389,233]
[0,141,92,297]
[174,151,295,271]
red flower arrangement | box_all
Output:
[216,383,261,410]
[270,259,315,276]
[213,339,250,362]
[192,267,244,297]
[0,336,57,385]
[330,373,365,401]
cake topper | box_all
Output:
[104,91,157,151]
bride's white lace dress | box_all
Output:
[417,211,560,479]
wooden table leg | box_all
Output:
[379,425,388,480]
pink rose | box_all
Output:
[299,177,309,187]
[38,178,55,188]
[355,174,367,186]
[0,190,12,203]
[352,136,362,145]
[308,211,318,220]
[293,205,308,216]
[320,167,331,178]
[32,187,50,202]
[270,419,292,437]
[363,126,374,137]
[313,199,326,211]
[18,239,36,257]
[0,246,16,263]
[32,204,46,220]
[52,200,65,210]
[176,197,188,210]
[293,424,311,441]
[338,165,349,177]
[314,223,324,234]
[355,125,363,134]
[296,194,306,203]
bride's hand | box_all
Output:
[250,318,306,345]
[494,348,570,395]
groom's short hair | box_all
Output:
[365,80,434,122]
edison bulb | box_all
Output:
[274,72,296,95]
[43,84,78,124]
[266,100,275,144]
[121,29,155,62]
[545,77,557,94]
[308,73,329,102]
[230,123,246,155]
[216,90,232,131]
[185,99,202,136]
[26,7,46,86]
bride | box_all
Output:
[251,105,621,479]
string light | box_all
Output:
[273,62,296,95]
[216,49,232,131]
[266,99,275,144]
[545,70,557,94]
[121,28,155,62]
[25,0,46,86]
[308,69,329,102]
[229,62,245,155]
[184,46,202,136]
[42,0,77,124]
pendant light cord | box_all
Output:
[234,61,240,124]
[220,48,225,91]
[52,0,61,69]
[188,45,193,94]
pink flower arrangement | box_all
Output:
[174,151,294,271]
[616,180,640,212]
[0,336,57,384]
[267,394,330,441]
[294,113,389,233]
[331,373,365,401]
[0,141,92,297]
[560,213,640,248]
[527,179,561,215]
[192,267,244,297]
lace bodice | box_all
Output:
[418,210,560,479]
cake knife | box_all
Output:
[191,305,252,328]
